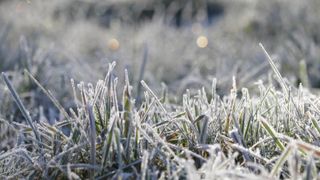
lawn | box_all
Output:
[0,0,320,179]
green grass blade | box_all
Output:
[307,111,320,135]
[271,144,292,177]
[259,116,285,151]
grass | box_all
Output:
[1,0,320,179]
[0,44,320,179]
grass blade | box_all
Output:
[24,70,71,121]
[1,72,41,143]
[259,43,289,97]
[259,116,285,151]
[87,105,96,179]
[307,111,320,135]
[270,144,292,177]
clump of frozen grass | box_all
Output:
[1,44,320,179]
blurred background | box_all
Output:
[0,0,320,121]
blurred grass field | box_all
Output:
[1,0,320,179]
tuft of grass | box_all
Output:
[2,44,320,178]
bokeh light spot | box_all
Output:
[196,35,208,48]
[108,38,120,51]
